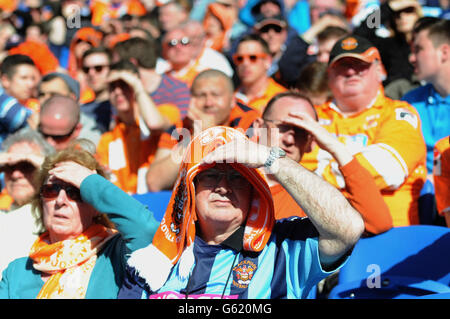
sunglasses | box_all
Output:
[41,183,82,201]
[232,53,267,65]
[166,37,190,48]
[82,64,109,74]
[394,6,416,17]
[195,168,250,189]
[259,24,283,34]
[1,161,36,174]
[38,124,76,142]
[263,119,308,138]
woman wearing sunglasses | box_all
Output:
[0,140,159,299]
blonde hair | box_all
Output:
[32,139,114,233]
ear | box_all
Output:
[439,43,450,64]
[303,133,314,154]
[73,123,83,138]
[1,74,10,90]
[251,117,265,141]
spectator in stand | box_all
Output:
[96,60,181,194]
[118,126,364,299]
[233,34,286,113]
[146,69,259,192]
[295,61,333,106]
[0,54,40,112]
[402,17,450,177]
[433,136,450,227]
[251,91,392,235]
[38,96,85,151]
[301,35,427,227]
[315,26,349,63]
[158,0,190,34]
[0,142,160,298]
[37,73,103,147]
[0,127,54,278]
[112,37,191,118]
[80,47,114,133]
[0,127,54,213]
[253,14,315,88]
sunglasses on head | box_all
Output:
[394,6,416,17]
[1,161,36,174]
[41,183,82,201]
[82,64,109,74]
[167,36,190,48]
[38,124,76,142]
[259,24,283,34]
[232,53,267,65]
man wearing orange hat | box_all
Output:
[301,34,427,227]
[118,126,364,299]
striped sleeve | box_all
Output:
[0,93,31,133]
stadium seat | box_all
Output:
[329,225,450,299]
[132,191,172,222]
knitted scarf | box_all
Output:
[30,224,117,299]
[127,126,275,292]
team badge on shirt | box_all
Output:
[232,260,257,289]
[395,108,418,129]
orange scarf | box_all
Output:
[127,126,275,291]
[30,224,117,299]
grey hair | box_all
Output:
[2,126,55,156]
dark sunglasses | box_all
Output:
[82,64,109,74]
[195,169,250,189]
[38,124,76,142]
[394,6,416,17]
[166,36,190,48]
[41,183,82,201]
[1,161,36,174]
[263,119,308,137]
[232,53,267,65]
[259,24,283,34]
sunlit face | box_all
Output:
[1,64,40,102]
[258,24,287,56]
[235,40,270,86]
[195,164,253,235]
[42,171,98,243]
[409,29,441,83]
[327,57,381,101]
[259,96,314,162]
[191,76,234,125]
[38,77,73,104]
[393,6,419,34]
[3,142,41,206]
[259,1,281,17]
[82,53,110,93]
[108,78,135,114]
[163,29,193,69]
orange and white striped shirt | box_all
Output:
[433,136,450,216]
[301,91,427,226]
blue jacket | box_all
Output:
[402,84,450,173]
[0,174,160,299]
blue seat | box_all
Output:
[132,191,173,222]
[329,225,450,299]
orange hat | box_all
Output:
[9,40,59,75]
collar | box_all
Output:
[221,225,245,252]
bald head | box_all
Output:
[38,95,81,150]
[192,69,234,94]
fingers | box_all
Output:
[48,161,96,188]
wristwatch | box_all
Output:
[264,146,286,168]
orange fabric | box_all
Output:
[235,78,287,113]
[433,136,450,216]
[24,98,40,113]
[80,87,96,104]
[106,33,131,49]
[165,59,202,88]
[67,28,103,79]
[30,224,117,299]
[301,92,427,226]
[0,189,14,211]
[0,0,17,12]
[150,126,274,285]
[271,158,392,235]
[9,40,59,75]
[91,0,146,26]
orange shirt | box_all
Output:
[0,189,14,212]
[235,77,287,113]
[433,136,450,216]
[301,92,427,226]
[271,158,392,236]
[96,104,180,194]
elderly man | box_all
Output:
[145,69,259,192]
[118,126,364,299]
[0,127,54,278]
[233,34,286,113]
[301,35,427,227]
[252,91,392,235]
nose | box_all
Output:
[214,174,233,193]
[409,52,416,65]
[55,188,69,204]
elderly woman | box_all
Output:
[119,126,364,299]
[0,140,159,299]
